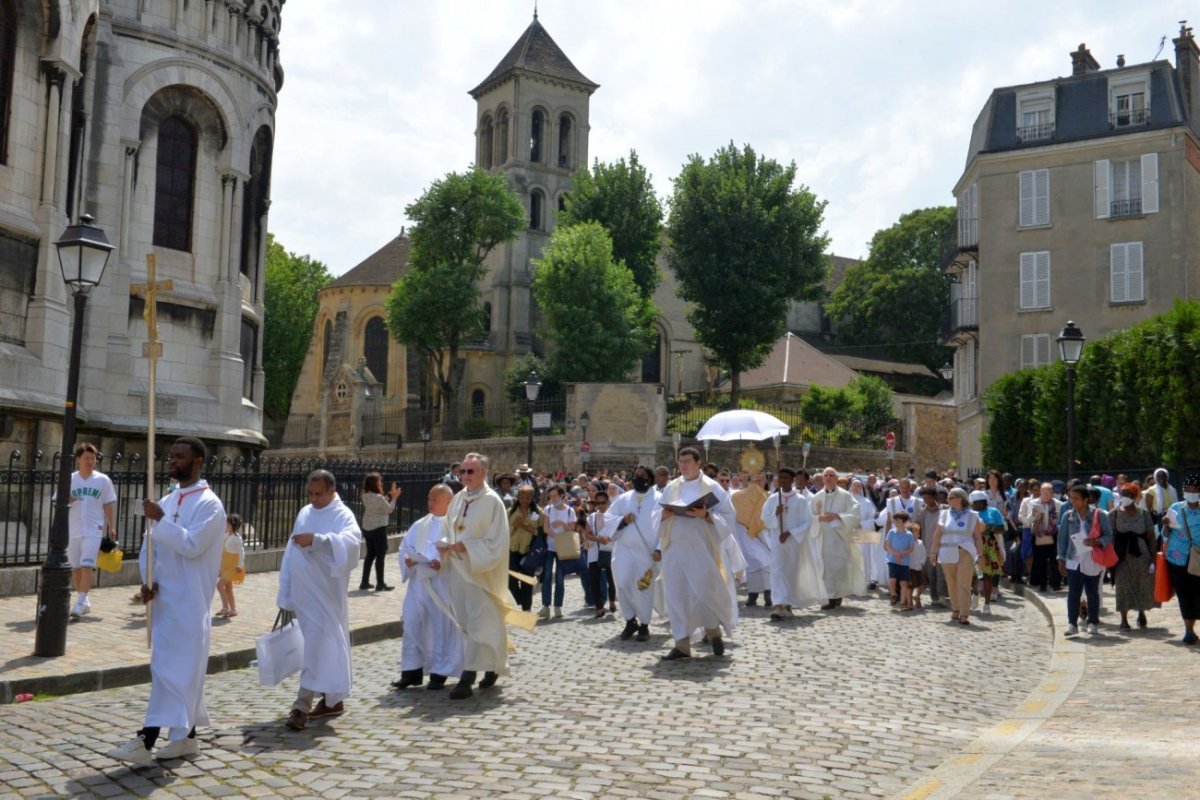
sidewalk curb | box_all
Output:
[892,583,1086,800]
[0,619,400,705]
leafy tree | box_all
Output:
[981,371,1037,471]
[502,354,564,405]
[824,206,955,371]
[386,169,524,437]
[262,234,331,423]
[532,222,657,383]
[667,143,829,407]
[800,376,898,446]
[560,151,664,297]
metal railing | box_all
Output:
[0,452,446,566]
[362,397,568,444]
[1110,197,1143,217]
[942,297,979,339]
[1110,108,1150,128]
[665,400,902,451]
[1016,121,1055,141]
[957,216,979,250]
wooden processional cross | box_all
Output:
[129,254,172,647]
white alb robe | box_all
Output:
[601,487,662,624]
[761,488,826,609]
[656,474,737,642]
[731,485,772,594]
[398,514,463,676]
[809,486,867,599]
[277,494,361,705]
[721,534,747,628]
[138,480,226,735]
[857,491,889,585]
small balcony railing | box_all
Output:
[1016,121,1055,141]
[1110,197,1143,217]
[1110,108,1150,128]
[958,216,979,250]
[941,297,979,341]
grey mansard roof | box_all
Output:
[470,17,598,98]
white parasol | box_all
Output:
[695,409,789,442]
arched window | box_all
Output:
[240,318,257,399]
[241,126,273,285]
[530,108,545,163]
[363,316,389,394]
[482,302,492,337]
[495,108,509,164]
[321,318,333,379]
[557,194,566,212]
[153,116,198,251]
[558,113,572,168]
[471,389,485,417]
[479,114,494,169]
[529,189,544,231]
[0,0,14,164]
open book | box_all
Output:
[659,491,720,515]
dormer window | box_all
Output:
[1016,90,1055,141]
[1109,73,1150,127]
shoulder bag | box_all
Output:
[1090,508,1119,569]
[256,609,304,687]
[1181,507,1200,577]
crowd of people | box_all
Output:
[93,439,1199,767]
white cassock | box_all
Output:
[601,487,661,625]
[138,480,226,734]
[445,486,535,676]
[398,514,463,677]
[856,493,888,585]
[721,534,747,628]
[731,485,772,594]
[656,474,737,642]
[277,494,361,705]
[809,486,867,600]
[761,489,827,609]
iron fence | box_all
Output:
[665,401,903,452]
[0,451,447,567]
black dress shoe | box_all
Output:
[358,584,372,591]
[394,669,423,690]
[427,674,447,690]
[746,593,758,607]
[375,584,395,592]
[820,602,837,611]
[661,647,690,661]
[711,637,725,657]
[449,671,475,699]
[763,591,772,606]
[1137,611,1148,628]
[478,671,498,689]
[636,624,649,642]
[620,619,638,640]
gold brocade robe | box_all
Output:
[731,484,768,538]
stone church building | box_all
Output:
[0,0,282,462]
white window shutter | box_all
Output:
[1019,253,1036,308]
[1019,171,1035,226]
[1141,153,1159,213]
[1128,241,1144,301]
[1111,243,1128,302]
[1020,335,1035,369]
[1095,159,1111,219]
[1036,251,1051,307]
[1035,169,1050,224]
[1037,334,1051,366]
[971,181,980,220]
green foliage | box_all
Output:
[800,376,897,441]
[458,416,494,440]
[983,301,1200,471]
[262,234,332,422]
[560,151,664,297]
[666,142,829,406]
[532,222,658,383]
[502,354,564,405]
[824,206,955,371]
[385,168,524,436]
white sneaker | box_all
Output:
[983,602,992,614]
[1065,624,1079,637]
[971,594,979,611]
[553,607,563,618]
[1087,623,1098,635]
[106,738,156,767]
[154,738,199,759]
[69,598,90,619]
[537,607,550,620]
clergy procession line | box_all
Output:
[97,436,1200,770]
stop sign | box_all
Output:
[580,440,591,453]
[885,431,896,450]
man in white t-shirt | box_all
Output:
[66,442,117,619]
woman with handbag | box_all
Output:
[1056,484,1113,637]
[1026,483,1062,592]
[508,485,540,612]
[538,484,576,619]
[1111,483,1156,630]
[1160,473,1200,645]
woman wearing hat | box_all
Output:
[929,487,986,624]
[508,485,541,612]
[1161,473,1200,644]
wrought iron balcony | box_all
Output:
[1110,108,1150,128]
[1110,197,1142,217]
[1016,122,1055,142]
[941,297,979,341]
[958,216,979,251]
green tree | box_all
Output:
[262,234,331,423]
[667,143,829,407]
[981,371,1037,471]
[799,376,898,447]
[502,354,564,406]
[386,169,524,437]
[560,151,664,297]
[824,206,956,371]
[532,222,657,383]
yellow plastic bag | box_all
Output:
[97,547,124,573]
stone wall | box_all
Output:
[906,401,958,474]
[653,441,913,476]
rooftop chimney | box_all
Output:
[1175,22,1199,119]
[1071,43,1101,76]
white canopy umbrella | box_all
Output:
[695,409,789,442]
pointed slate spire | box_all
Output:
[470,17,598,98]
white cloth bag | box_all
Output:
[256,616,305,686]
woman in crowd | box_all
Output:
[1161,474,1200,645]
[508,485,541,612]
[930,487,986,625]
[984,470,1006,511]
[1025,483,1062,592]
[1056,484,1112,637]
[1110,482,1156,630]
[970,490,1006,612]
[360,473,401,591]
[1018,479,1040,580]
[1005,479,1030,583]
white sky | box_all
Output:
[270,1,1188,275]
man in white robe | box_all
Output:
[601,465,661,642]
[279,470,361,730]
[107,437,226,766]
[731,474,773,607]
[393,483,462,691]
[438,452,536,699]
[654,446,737,660]
[810,466,867,610]
[761,467,826,619]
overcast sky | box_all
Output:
[270,1,1186,275]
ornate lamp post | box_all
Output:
[34,215,114,657]
[939,362,955,384]
[420,427,430,462]
[524,371,542,470]
[1057,321,1085,482]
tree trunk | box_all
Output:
[728,362,741,409]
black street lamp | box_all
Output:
[524,371,542,470]
[939,362,955,384]
[1057,320,1086,482]
[34,214,113,657]
[420,427,430,462]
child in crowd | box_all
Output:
[216,513,245,618]
[909,524,928,609]
[884,511,916,611]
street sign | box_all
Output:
[532,412,552,430]
[581,452,591,463]
[580,440,591,453]
[884,431,896,451]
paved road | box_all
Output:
[0,583,1050,800]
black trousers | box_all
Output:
[361,527,388,586]
[509,552,533,610]
[1030,542,1061,590]
[590,550,616,608]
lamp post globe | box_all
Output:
[1056,321,1086,481]
[524,372,542,469]
[420,427,430,462]
[34,215,114,658]
[939,362,955,383]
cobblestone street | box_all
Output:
[0,581,1051,800]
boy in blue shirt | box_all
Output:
[884,511,917,611]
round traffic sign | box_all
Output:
[884,431,896,450]
[580,440,591,453]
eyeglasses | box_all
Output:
[462,468,477,475]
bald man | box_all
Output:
[810,467,867,610]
